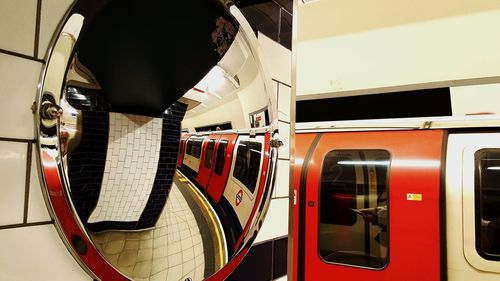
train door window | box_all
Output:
[192,139,202,159]
[204,140,216,169]
[214,140,228,176]
[318,150,390,269]
[186,139,193,155]
[233,141,262,193]
[475,149,500,260]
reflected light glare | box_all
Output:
[206,66,226,93]
[392,159,440,168]
[487,166,500,170]
[337,160,390,166]
[295,157,304,166]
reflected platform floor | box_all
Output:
[89,171,227,281]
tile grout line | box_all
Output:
[0,48,44,63]
[23,143,33,223]
[0,137,35,143]
[34,0,42,58]
[0,220,53,230]
[271,78,291,88]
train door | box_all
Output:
[176,134,190,168]
[206,134,237,203]
[296,130,444,281]
[446,133,500,281]
[196,135,221,190]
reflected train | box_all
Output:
[176,128,275,256]
[293,116,500,281]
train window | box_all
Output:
[318,150,390,269]
[204,140,216,169]
[214,140,228,176]
[475,149,500,260]
[191,139,202,159]
[186,139,193,155]
[233,141,262,193]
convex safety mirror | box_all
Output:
[36,0,279,280]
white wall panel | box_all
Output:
[0,53,41,139]
[27,144,51,223]
[255,198,288,243]
[0,225,91,281]
[0,141,27,225]
[277,122,290,159]
[38,0,75,59]
[278,84,291,122]
[258,33,291,86]
[451,83,500,116]
[0,0,36,56]
[297,2,500,99]
[274,160,290,198]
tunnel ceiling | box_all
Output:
[235,0,292,49]
[72,0,238,117]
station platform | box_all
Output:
[89,172,227,280]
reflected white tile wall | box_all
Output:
[0,225,91,281]
[255,198,288,243]
[38,0,75,59]
[0,141,27,225]
[0,1,37,56]
[274,160,290,198]
[278,84,291,122]
[27,144,51,223]
[0,53,42,139]
[88,113,163,223]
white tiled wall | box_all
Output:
[0,225,90,281]
[255,198,288,243]
[0,1,292,280]
[278,83,292,122]
[39,0,74,59]
[0,0,91,280]
[0,141,27,225]
[0,53,42,139]
[27,144,51,223]
[0,1,37,56]
[88,113,163,223]
[274,160,290,198]
[256,34,292,246]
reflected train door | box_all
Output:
[176,134,190,168]
[296,130,444,281]
[197,135,221,190]
[207,134,238,203]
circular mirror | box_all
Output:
[35,1,279,280]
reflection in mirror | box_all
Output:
[36,1,278,280]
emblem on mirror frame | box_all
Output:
[211,17,236,56]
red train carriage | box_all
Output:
[294,116,500,281]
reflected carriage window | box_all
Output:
[186,139,193,156]
[233,141,262,193]
[214,140,228,176]
[475,149,500,260]
[205,140,216,169]
[190,139,203,159]
[318,150,390,269]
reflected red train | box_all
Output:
[177,130,273,256]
